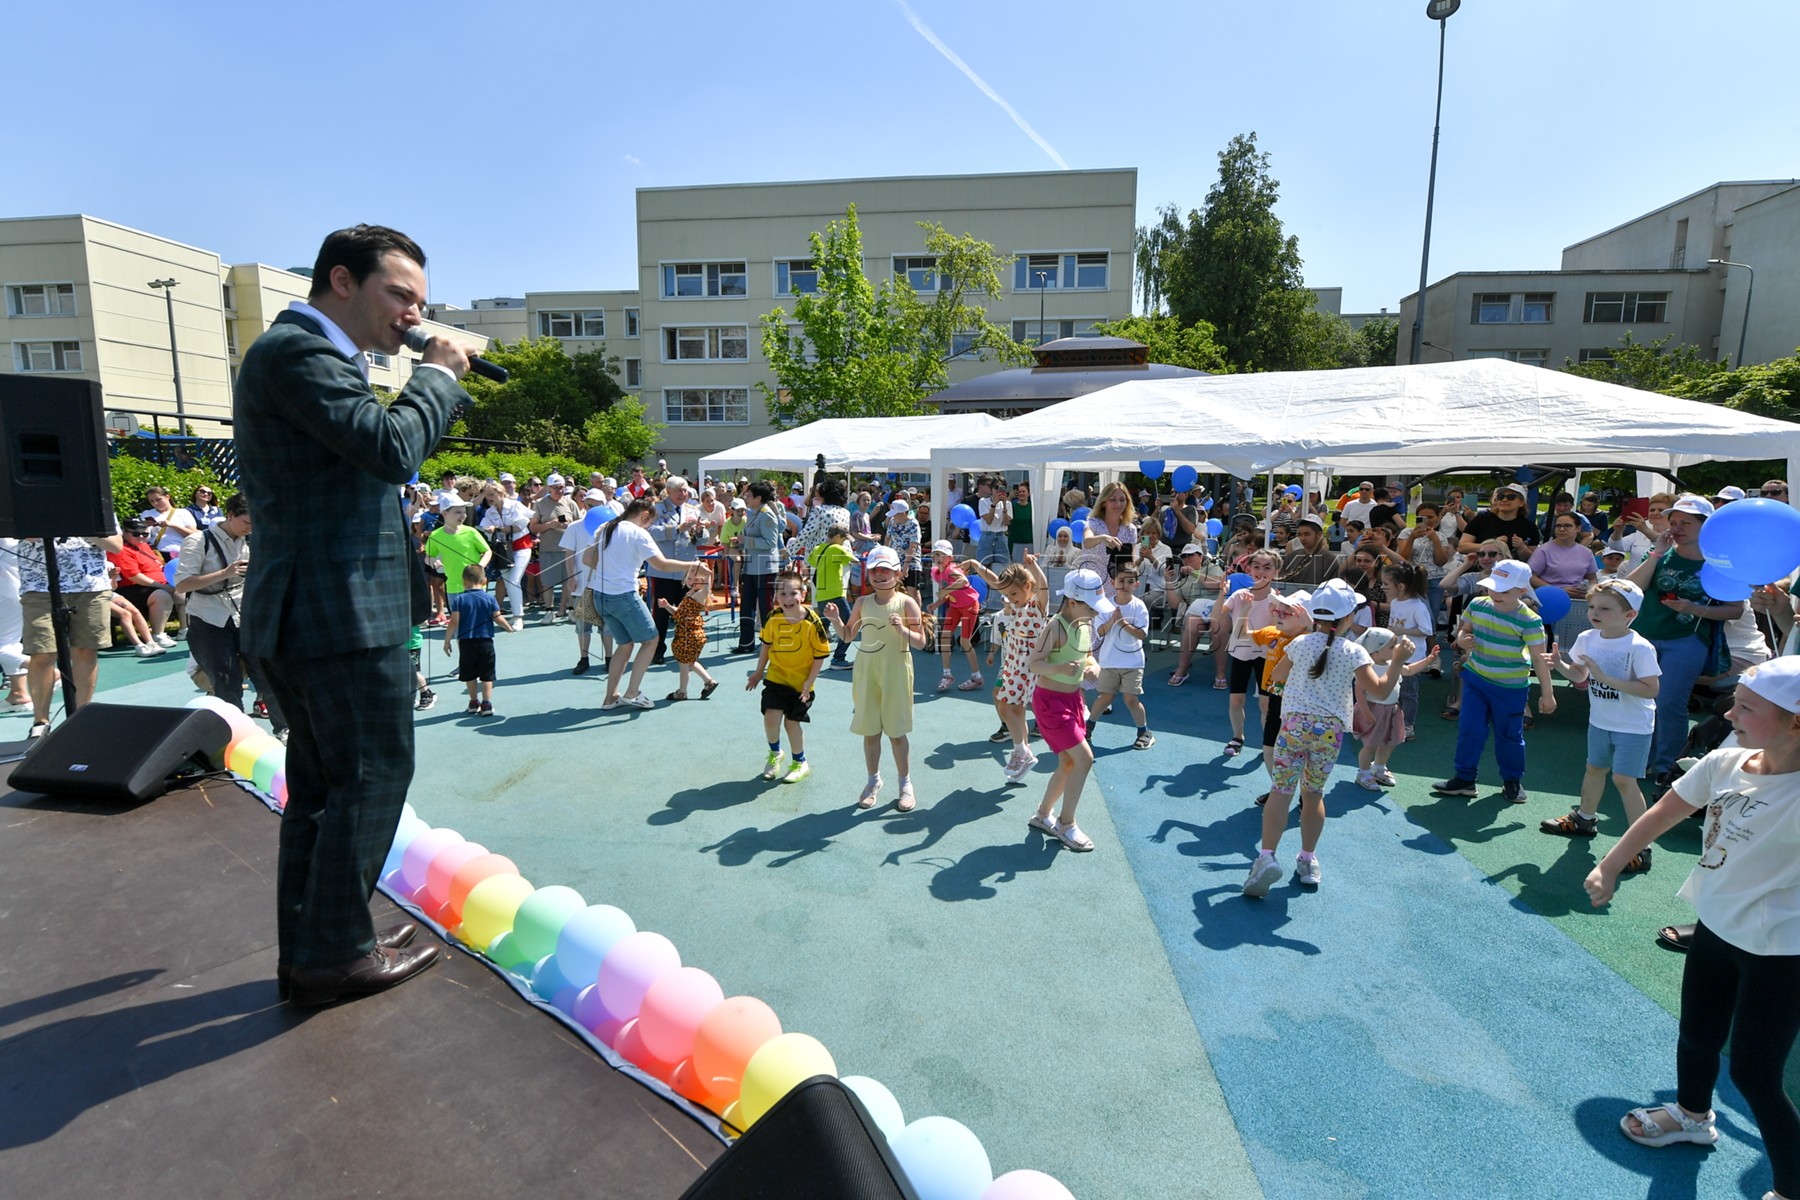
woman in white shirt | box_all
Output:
[479,480,535,627]
[1589,656,1800,1194]
[580,498,694,710]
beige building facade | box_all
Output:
[1398,181,1800,370]
[0,215,485,432]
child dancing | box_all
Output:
[823,546,929,811]
[964,554,1050,782]
[656,562,720,701]
[1024,569,1110,852]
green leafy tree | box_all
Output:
[759,204,1027,428]
[1090,314,1229,373]
[581,396,661,468]
[1352,316,1399,368]
[457,337,639,452]
[1134,204,1183,315]
[1562,331,1728,393]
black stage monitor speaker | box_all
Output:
[0,374,115,538]
[679,1076,920,1200]
[10,704,232,803]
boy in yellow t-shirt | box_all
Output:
[747,571,832,783]
[807,525,856,670]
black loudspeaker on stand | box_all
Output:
[0,374,114,539]
[679,1076,919,1199]
[11,704,233,804]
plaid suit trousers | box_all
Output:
[258,643,414,968]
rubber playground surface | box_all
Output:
[21,613,1794,1200]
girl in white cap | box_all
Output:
[1024,568,1111,852]
[1244,579,1413,896]
[1589,655,1800,1200]
[823,545,929,811]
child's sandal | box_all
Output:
[700,680,719,700]
[1224,737,1245,757]
[666,690,689,702]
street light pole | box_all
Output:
[148,278,186,431]
[1707,258,1755,367]
[1408,0,1460,367]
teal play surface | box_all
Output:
[20,614,1791,1199]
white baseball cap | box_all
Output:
[499,472,516,483]
[1276,589,1312,612]
[1358,626,1399,656]
[1714,485,1747,502]
[865,546,901,571]
[1179,543,1207,557]
[1601,579,1646,611]
[584,488,606,503]
[889,499,910,514]
[1059,568,1116,616]
[1479,559,1535,593]
[546,473,565,487]
[601,477,618,489]
[1739,656,1800,713]
[731,498,746,510]
[931,540,954,556]
[1668,494,1716,519]
[438,497,466,513]
[1307,578,1365,620]
[1300,514,1326,530]
[1494,483,1528,499]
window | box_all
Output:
[624,357,641,387]
[775,259,819,296]
[538,310,605,338]
[663,387,749,424]
[950,331,979,357]
[1584,291,1668,324]
[1010,318,1104,345]
[225,323,238,356]
[1013,252,1109,291]
[661,261,747,299]
[367,351,390,368]
[625,308,640,337]
[1577,348,1615,364]
[1469,348,1549,367]
[663,325,748,362]
[6,282,75,316]
[15,340,82,371]
[220,284,235,311]
[893,256,938,293]
[1471,292,1554,323]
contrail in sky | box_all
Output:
[892,0,1070,170]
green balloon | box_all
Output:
[485,931,535,971]
[250,750,283,795]
[511,885,587,962]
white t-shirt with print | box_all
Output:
[1671,746,1800,955]
[1388,597,1432,663]
[1280,630,1373,728]
[1570,628,1660,735]
[1095,596,1149,670]
[589,520,659,596]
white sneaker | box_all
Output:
[1242,855,1282,898]
[620,693,655,710]
[762,750,786,780]
[137,643,165,657]
[154,632,177,648]
[1003,745,1035,781]
[1295,856,1322,887]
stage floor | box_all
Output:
[0,766,721,1199]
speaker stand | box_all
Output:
[41,536,81,723]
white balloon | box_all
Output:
[841,1075,905,1140]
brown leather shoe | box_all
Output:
[277,923,419,1000]
[287,944,441,1008]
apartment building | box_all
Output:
[0,215,484,430]
[1396,180,1800,369]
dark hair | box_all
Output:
[747,480,776,505]
[1383,560,1427,599]
[461,564,485,586]
[602,498,655,549]
[1414,502,1440,518]
[815,476,847,506]
[308,225,426,299]
[1309,625,1338,679]
[223,492,249,519]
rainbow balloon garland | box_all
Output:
[187,694,1077,1200]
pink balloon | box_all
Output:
[981,1172,1075,1200]
[616,1018,678,1082]
[596,931,681,1023]
[425,841,490,908]
[400,829,463,892]
[638,967,725,1065]
[593,1017,627,1049]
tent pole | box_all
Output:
[1264,471,1276,548]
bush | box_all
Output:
[418,451,598,488]
[107,454,229,524]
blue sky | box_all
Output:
[24,0,1799,314]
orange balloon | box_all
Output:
[670,1057,724,1107]
[446,853,518,925]
[424,841,489,908]
[691,996,781,1103]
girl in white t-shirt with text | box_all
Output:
[1542,579,1661,863]
[1588,655,1800,1200]
[1243,579,1412,897]
[1220,549,1282,758]
[1383,561,1435,740]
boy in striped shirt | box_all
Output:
[1432,558,1558,802]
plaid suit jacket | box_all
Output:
[235,311,467,660]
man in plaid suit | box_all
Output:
[236,225,473,1007]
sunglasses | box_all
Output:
[1477,551,1502,559]
[1763,488,1788,497]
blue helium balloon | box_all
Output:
[1139,459,1165,479]
[583,505,606,534]
[1285,484,1302,498]
[969,576,988,606]
[950,503,978,531]
[1069,524,1084,545]
[1163,509,1178,540]
[1205,518,1223,537]
[1200,497,1214,511]
[1069,506,1091,525]
[1225,572,1253,595]
[1698,496,1800,584]
[163,557,180,585]
[1532,585,1573,624]
[532,953,574,1002]
[890,1116,993,1200]
[554,904,637,987]
[1699,563,1754,602]
[1046,518,1070,539]
[1171,465,1199,493]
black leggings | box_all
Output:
[1678,921,1800,1197]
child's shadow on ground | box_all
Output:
[880,787,1006,865]
[1150,807,1324,955]
[1399,790,1527,854]
[921,739,1001,771]
[1143,761,1245,802]
[648,778,770,826]
[923,833,1062,901]
[700,806,869,868]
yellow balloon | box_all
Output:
[459,874,535,951]
[738,1033,836,1128]
[227,734,280,778]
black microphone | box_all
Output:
[401,327,509,383]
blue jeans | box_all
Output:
[1454,668,1528,783]
[1426,578,1445,632]
[824,596,852,663]
[977,531,1009,567]
[1648,633,1709,776]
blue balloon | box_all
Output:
[1171,465,1199,493]
[1284,484,1302,499]
[1206,518,1223,537]
[583,505,606,534]
[1046,518,1071,539]
[950,503,978,531]
[163,557,180,585]
[1139,459,1165,479]
[1201,497,1213,511]
[1162,509,1178,540]
[969,576,988,606]
[1698,496,1800,584]
[1699,563,1754,602]
[1532,586,1572,624]
[1070,506,1091,525]
[1225,572,1253,595]
[1070,523,1084,545]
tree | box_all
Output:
[580,396,661,468]
[457,337,638,452]
[1562,331,1728,393]
[1090,314,1229,373]
[1134,204,1183,315]
[759,204,1027,428]
[1159,133,1316,371]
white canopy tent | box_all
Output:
[928,359,1800,549]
